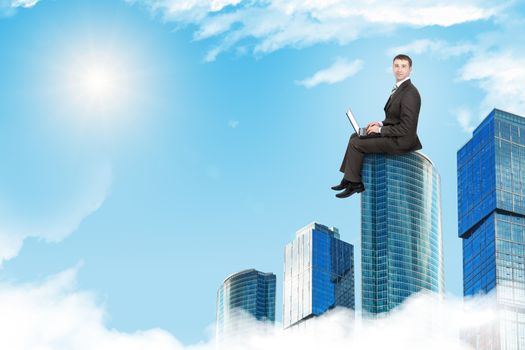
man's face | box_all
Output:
[392,59,412,82]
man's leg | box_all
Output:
[339,133,358,178]
[339,135,394,183]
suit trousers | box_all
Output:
[339,133,400,182]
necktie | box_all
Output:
[390,84,398,95]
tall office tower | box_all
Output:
[216,269,276,340]
[458,109,525,349]
[361,151,445,316]
[283,222,354,329]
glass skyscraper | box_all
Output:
[458,109,525,349]
[216,269,276,340]
[283,222,354,329]
[361,151,445,316]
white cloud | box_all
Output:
[10,0,39,8]
[388,39,475,59]
[0,0,39,16]
[228,120,239,128]
[0,268,501,350]
[454,107,476,134]
[0,163,112,265]
[0,267,185,350]
[459,52,525,116]
[296,58,363,88]
[129,0,508,60]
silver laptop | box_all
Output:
[346,109,381,138]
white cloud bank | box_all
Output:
[0,267,184,350]
[128,0,507,61]
[0,266,501,350]
[297,58,363,88]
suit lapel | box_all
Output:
[384,79,411,111]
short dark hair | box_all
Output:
[393,54,412,67]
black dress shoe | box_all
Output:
[331,178,351,191]
[335,182,365,198]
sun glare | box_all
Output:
[45,27,154,138]
[46,34,150,137]
[82,66,114,98]
[73,58,122,104]
[62,48,135,120]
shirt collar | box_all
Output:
[396,76,411,88]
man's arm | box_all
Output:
[380,88,421,137]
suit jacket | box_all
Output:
[381,79,422,152]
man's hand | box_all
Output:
[367,125,380,134]
[366,121,381,134]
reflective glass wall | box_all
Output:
[283,222,354,328]
[361,152,445,316]
[459,109,525,349]
[216,269,276,340]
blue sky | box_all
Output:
[0,0,524,346]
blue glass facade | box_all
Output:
[283,222,354,328]
[361,152,445,316]
[459,109,525,349]
[216,269,276,339]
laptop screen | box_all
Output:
[346,109,360,134]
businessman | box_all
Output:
[333,54,422,199]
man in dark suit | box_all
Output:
[333,54,422,199]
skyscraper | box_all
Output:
[283,222,354,329]
[458,108,525,349]
[216,269,276,340]
[361,151,445,316]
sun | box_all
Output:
[46,32,151,137]
[73,58,123,104]
[62,49,133,118]
[44,35,149,137]
[81,65,114,98]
